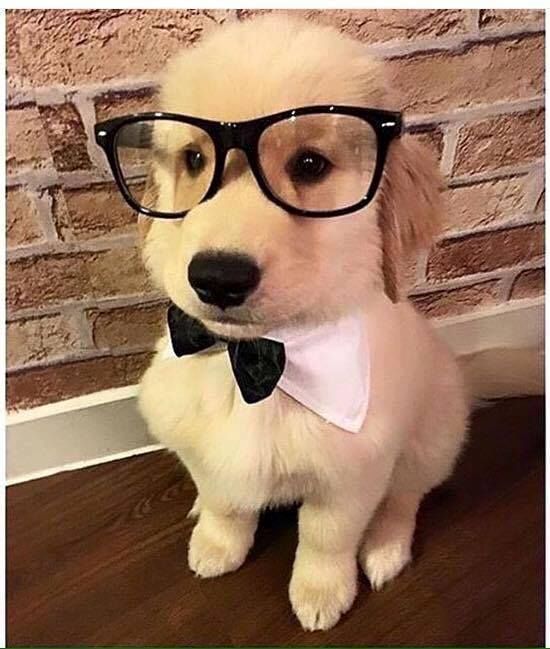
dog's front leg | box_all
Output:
[290,473,390,631]
[188,502,258,578]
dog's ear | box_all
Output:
[136,169,159,244]
[377,135,443,302]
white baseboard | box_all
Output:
[434,296,544,355]
[7,394,161,486]
[6,297,544,484]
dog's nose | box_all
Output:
[188,251,261,309]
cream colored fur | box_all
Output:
[137,15,471,631]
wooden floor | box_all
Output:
[7,397,544,647]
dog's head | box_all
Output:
[140,15,442,339]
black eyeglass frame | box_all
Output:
[94,105,403,219]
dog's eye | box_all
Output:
[184,149,205,176]
[287,150,332,184]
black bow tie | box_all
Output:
[167,304,286,404]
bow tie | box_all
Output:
[167,303,286,404]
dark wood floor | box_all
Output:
[7,397,544,647]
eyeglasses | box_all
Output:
[94,105,402,219]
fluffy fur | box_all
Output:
[137,15,470,631]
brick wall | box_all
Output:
[6,9,545,409]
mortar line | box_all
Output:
[439,123,460,177]
[404,97,545,129]
[448,160,545,186]
[7,292,167,322]
[61,303,97,351]
[414,251,429,286]
[410,259,544,295]
[6,21,544,108]
[435,212,544,242]
[6,344,155,375]
[410,274,506,297]
[499,270,521,302]
[7,233,139,260]
[72,93,110,172]
[447,164,539,188]
[31,187,61,243]
[467,9,481,34]
[369,22,544,59]
[523,166,546,214]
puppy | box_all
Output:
[136,15,469,631]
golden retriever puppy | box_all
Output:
[135,15,469,630]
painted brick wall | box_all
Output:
[6,9,545,409]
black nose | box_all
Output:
[188,251,261,309]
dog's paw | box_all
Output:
[188,521,248,578]
[360,540,411,591]
[289,564,357,631]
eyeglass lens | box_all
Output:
[116,119,216,213]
